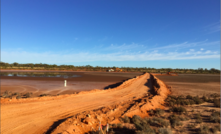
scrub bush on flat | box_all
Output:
[168,115,182,128]
[16,94,21,99]
[193,96,203,104]
[195,113,202,124]
[201,96,207,102]
[210,93,219,99]
[210,126,218,133]
[198,125,210,134]
[186,95,193,99]
[117,123,123,128]
[111,124,117,128]
[213,98,220,107]
[210,111,220,123]
[169,106,186,114]
[121,116,130,123]
[155,108,165,116]
[135,125,156,134]
[149,109,155,116]
[158,128,173,134]
[147,117,169,127]
[132,115,142,124]
[24,92,31,98]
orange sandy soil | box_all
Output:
[1,73,170,134]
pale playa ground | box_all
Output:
[0,79,117,95]
[1,73,151,134]
[156,74,220,96]
[0,71,142,95]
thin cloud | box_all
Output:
[204,21,220,34]
[149,40,220,50]
[2,48,220,63]
[104,43,145,51]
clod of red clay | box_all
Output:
[51,74,171,134]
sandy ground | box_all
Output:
[1,73,152,134]
[155,74,220,96]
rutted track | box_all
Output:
[1,73,170,134]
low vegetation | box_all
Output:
[0,61,220,74]
[90,94,220,134]
[0,90,53,99]
[166,94,220,108]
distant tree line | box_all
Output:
[0,62,220,74]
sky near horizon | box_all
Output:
[1,0,220,69]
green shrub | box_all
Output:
[121,116,130,123]
[168,95,177,99]
[132,115,142,124]
[149,109,154,116]
[13,92,19,96]
[180,99,188,106]
[135,125,156,134]
[189,100,195,105]
[195,113,203,124]
[206,97,213,103]
[210,93,219,99]
[158,128,172,134]
[39,94,47,97]
[177,95,185,99]
[170,106,186,114]
[2,90,9,98]
[109,129,115,134]
[210,111,220,123]
[24,92,31,98]
[90,131,100,134]
[178,116,186,121]
[198,125,210,134]
[176,99,181,105]
[147,117,169,127]
[169,115,182,128]
[213,98,220,107]
[214,125,220,131]
[168,101,174,107]
[184,100,190,105]
[16,95,21,99]
[117,123,123,128]
[186,95,193,99]
[201,96,207,102]
[134,123,144,131]
[193,96,203,104]
[155,108,165,116]
[111,124,117,128]
[210,126,218,133]
[188,123,196,129]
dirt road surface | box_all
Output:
[1,73,151,134]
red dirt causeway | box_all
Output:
[1,73,170,134]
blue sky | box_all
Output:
[1,0,220,69]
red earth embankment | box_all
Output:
[51,74,171,134]
[1,73,170,134]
